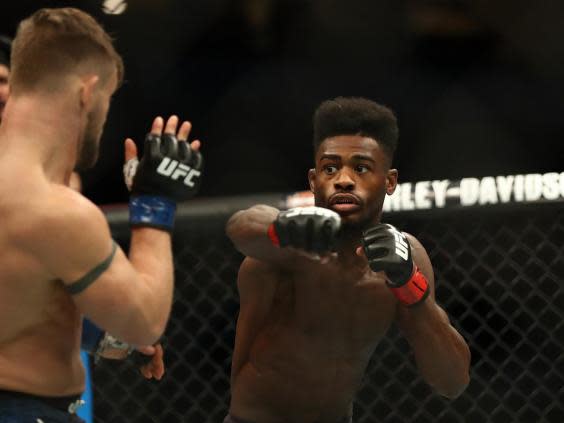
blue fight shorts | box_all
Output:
[0,390,85,423]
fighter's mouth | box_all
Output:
[328,194,362,214]
[329,193,361,206]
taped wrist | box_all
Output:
[129,195,176,231]
[388,266,429,307]
[95,333,135,364]
[267,223,280,247]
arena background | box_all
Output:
[1,1,563,422]
[2,0,564,203]
[97,190,564,423]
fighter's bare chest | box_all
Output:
[271,263,397,342]
[297,261,391,298]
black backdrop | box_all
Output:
[1,0,563,204]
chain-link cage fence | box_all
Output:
[94,199,564,423]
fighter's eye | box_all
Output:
[356,164,370,174]
[324,165,338,175]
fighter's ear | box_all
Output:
[386,168,398,195]
[80,75,99,108]
[308,168,316,192]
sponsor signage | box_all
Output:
[383,172,564,212]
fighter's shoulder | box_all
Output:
[43,184,104,222]
[16,185,109,248]
[403,232,425,252]
[403,232,434,281]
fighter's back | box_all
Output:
[0,160,85,395]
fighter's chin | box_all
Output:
[327,203,365,221]
[333,210,361,228]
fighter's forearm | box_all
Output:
[226,205,283,260]
[398,301,470,398]
[125,227,174,342]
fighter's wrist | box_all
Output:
[129,195,176,231]
[95,333,135,363]
[267,222,281,247]
[387,266,429,307]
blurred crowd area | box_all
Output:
[1,0,563,204]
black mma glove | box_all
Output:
[267,206,341,254]
[362,223,429,306]
[127,133,203,231]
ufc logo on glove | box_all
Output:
[127,130,204,231]
[391,228,409,261]
[157,157,201,187]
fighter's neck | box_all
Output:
[0,94,81,183]
[332,229,362,264]
[334,215,383,263]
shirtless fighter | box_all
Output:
[0,8,202,422]
[226,97,470,423]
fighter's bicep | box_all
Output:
[29,197,142,307]
[64,240,118,295]
[70,244,146,327]
[27,198,113,280]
